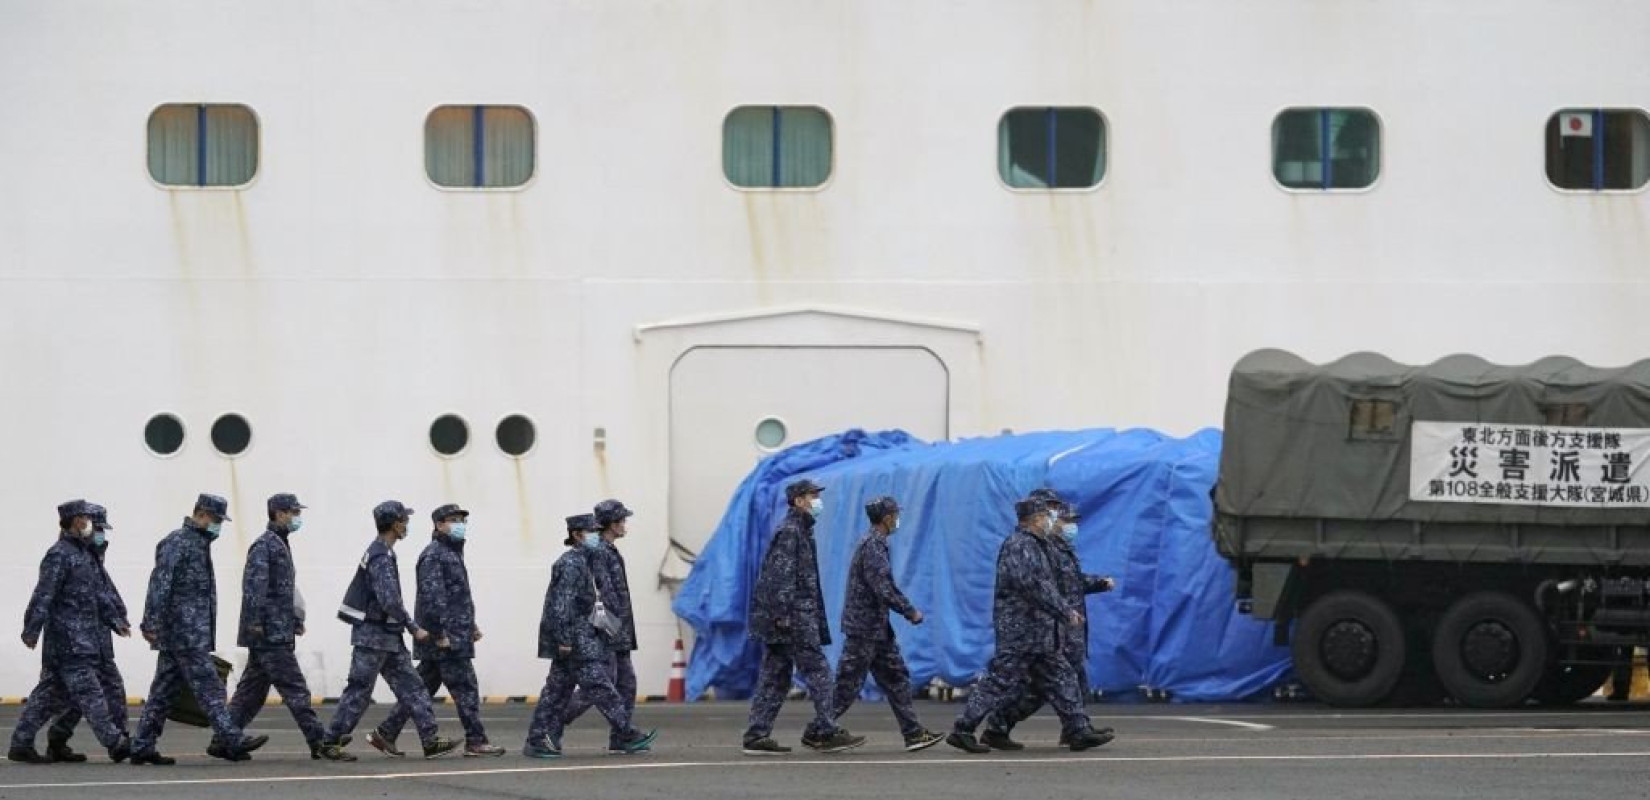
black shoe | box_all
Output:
[741,736,791,756]
[310,735,353,759]
[367,729,406,758]
[616,729,658,754]
[108,735,132,764]
[46,739,86,763]
[422,737,462,759]
[7,745,52,765]
[129,750,176,766]
[314,742,357,762]
[814,729,867,754]
[206,740,249,762]
[903,729,945,752]
[946,731,991,754]
[981,729,1025,751]
[1068,728,1115,752]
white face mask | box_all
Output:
[1061,522,1078,541]
[807,497,824,517]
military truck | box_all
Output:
[1214,350,1650,708]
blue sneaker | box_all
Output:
[617,729,658,754]
[522,738,562,759]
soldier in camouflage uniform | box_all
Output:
[823,497,944,752]
[223,494,354,761]
[946,496,1112,754]
[741,479,866,756]
[562,499,646,753]
[9,501,131,765]
[322,501,461,760]
[523,514,658,759]
[371,503,504,757]
[984,490,1115,749]
[131,494,269,764]
[27,503,132,763]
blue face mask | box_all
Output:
[448,522,468,540]
[582,531,602,549]
[93,530,106,547]
[807,497,824,517]
[206,521,223,539]
[288,516,304,533]
[1061,522,1078,542]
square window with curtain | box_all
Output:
[1272,108,1380,190]
[147,104,259,188]
[997,107,1106,190]
[1545,109,1650,191]
[722,106,833,189]
[425,105,536,189]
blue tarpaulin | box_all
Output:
[671,427,1291,703]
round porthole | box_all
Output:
[144,413,186,457]
[755,417,788,450]
[210,413,252,457]
[496,414,536,457]
[429,414,469,457]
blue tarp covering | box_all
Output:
[672,427,1292,703]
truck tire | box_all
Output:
[1432,592,1549,708]
[1293,591,1406,707]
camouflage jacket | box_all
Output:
[839,531,918,640]
[140,521,220,652]
[24,533,110,661]
[591,541,637,652]
[239,528,303,649]
[991,527,1072,655]
[748,509,830,647]
[413,534,476,661]
[537,547,605,662]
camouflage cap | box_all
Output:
[785,479,826,502]
[372,500,413,527]
[86,503,112,530]
[431,503,470,523]
[564,513,599,545]
[864,496,901,524]
[1014,497,1050,519]
[267,493,307,514]
[55,499,91,520]
[195,493,232,521]
[593,499,633,527]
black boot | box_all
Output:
[7,745,52,765]
[46,737,87,763]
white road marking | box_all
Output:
[1,751,1647,790]
[1146,716,1275,731]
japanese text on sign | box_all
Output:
[1410,421,1650,507]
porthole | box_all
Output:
[755,417,789,450]
[210,413,252,457]
[144,413,186,457]
[430,414,469,457]
[496,414,536,457]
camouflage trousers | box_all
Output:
[225,647,326,746]
[325,646,438,746]
[527,658,636,749]
[133,649,243,754]
[988,648,1090,734]
[822,635,922,738]
[744,642,838,741]
[379,657,488,746]
[953,650,1090,737]
[11,657,126,750]
[562,651,636,745]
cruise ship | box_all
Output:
[1,0,1645,698]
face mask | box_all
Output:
[892,516,902,532]
[288,516,304,533]
[448,522,468,540]
[1061,522,1078,541]
[807,498,824,517]
[206,521,223,538]
[582,531,602,549]
[93,530,106,547]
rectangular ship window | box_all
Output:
[1545,109,1650,192]
[722,106,833,189]
[425,105,536,189]
[147,104,259,188]
[997,107,1107,190]
[1273,108,1380,190]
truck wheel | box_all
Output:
[1432,592,1549,708]
[1533,661,1612,706]
[1293,591,1406,707]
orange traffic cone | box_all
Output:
[667,639,687,702]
